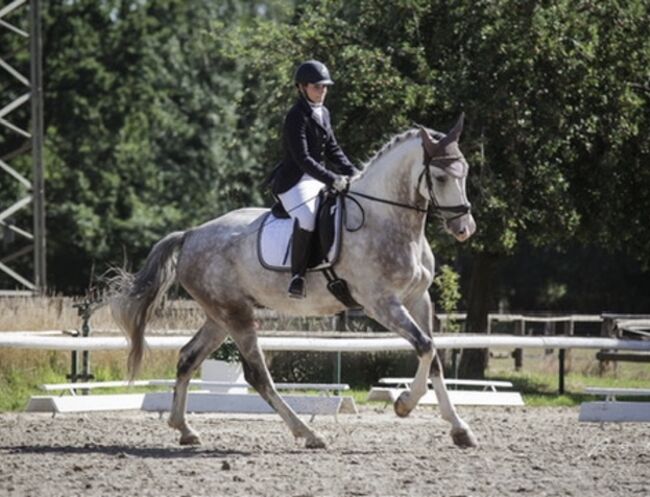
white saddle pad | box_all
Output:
[258,200,343,272]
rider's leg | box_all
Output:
[288,219,313,298]
[277,174,323,299]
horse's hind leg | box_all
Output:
[224,313,326,448]
[168,319,227,445]
[407,294,477,448]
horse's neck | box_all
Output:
[353,138,426,236]
[356,140,421,202]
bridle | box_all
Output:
[417,152,472,222]
[346,143,472,222]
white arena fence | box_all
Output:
[1,332,650,353]
[2,331,650,398]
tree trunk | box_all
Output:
[459,252,500,379]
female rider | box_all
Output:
[270,60,356,299]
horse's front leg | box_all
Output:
[406,294,477,449]
[168,319,227,445]
[366,295,435,416]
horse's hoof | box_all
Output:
[393,391,413,418]
[305,435,327,449]
[179,433,202,446]
[451,426,478,449]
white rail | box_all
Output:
[1,332,649,352]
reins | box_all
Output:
[345,190,428,213]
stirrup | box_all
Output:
[288,275,306,299]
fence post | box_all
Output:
[558,348,565,395]
[513,319,524,371]
[69,298,103,391]
[599,315,616,375]
[332,311,346,388]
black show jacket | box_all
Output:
[271,97,355,195]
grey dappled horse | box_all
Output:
[110,114,478,449]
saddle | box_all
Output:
[258,190,361,309]
[258,190,343,272]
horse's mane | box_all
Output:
[359,127,445,175]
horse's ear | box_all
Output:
[438,113,465,148]
[419,126,437,158]
[447,112,465,142]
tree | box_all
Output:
[223,0,650,377]
[14,0,258,291]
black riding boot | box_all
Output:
[288,221,313,299]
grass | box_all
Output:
[0,296,189,411]
[1,297,650,410]
[484,348,650,407]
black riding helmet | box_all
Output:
[294,60,334,86]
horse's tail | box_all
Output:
[109,231,186,380]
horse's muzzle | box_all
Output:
[448,214,476,242]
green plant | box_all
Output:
[210,338,241,363]
[433,265,461,332]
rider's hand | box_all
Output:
[331,175,350,192]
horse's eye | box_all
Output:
[434,175,447,184]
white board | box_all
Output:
[367,387,524,406]
[25,394,145,413]
[142,392,345,416]
[579,401,650,422]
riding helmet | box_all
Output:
[294,60,334,86]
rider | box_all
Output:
[270,60,356,299]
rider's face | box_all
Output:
[304,83,328,104]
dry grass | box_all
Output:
[0,296,209,410]
[0,296,211,334]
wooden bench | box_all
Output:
[579,387,650,422]
[367,377,524,406]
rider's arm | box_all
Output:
[284,110,339,186]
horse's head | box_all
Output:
[419,114,476,242]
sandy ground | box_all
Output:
[0,405,648,497]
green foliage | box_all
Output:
[0,352,68,411]
[209,338,241,363]
[1,0,649,305]
[433,265,461,332]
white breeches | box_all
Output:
[278,173,325,232]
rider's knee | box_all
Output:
[294,209,317,232]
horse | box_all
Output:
[110,113,478,449]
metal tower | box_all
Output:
[0,0,46,295]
